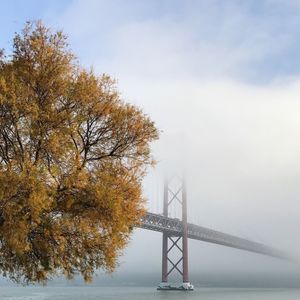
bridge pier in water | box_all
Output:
[157,177,194,291]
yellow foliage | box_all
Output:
[0,21,158,284]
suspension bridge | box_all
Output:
[136,176,290,291]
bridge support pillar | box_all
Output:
[182,177,190,285]
[157,176,194,291]
[161,232,168,283]
[161,178,169,284]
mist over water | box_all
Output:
[122,80,300,286]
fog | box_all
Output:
[52,1,300,284]
[113,79,300,283]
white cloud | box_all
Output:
[55,0,294,82]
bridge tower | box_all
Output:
[158,176,194,291]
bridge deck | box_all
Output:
[138,212,289,260]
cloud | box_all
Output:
[55,0,298,83]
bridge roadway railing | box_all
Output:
[137,212,289,260]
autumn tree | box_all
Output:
[0,21,158,284]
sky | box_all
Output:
[2,0,300,286]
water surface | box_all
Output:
[1,286,300,300]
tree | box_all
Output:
[0,21,158,284]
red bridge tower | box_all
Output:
[158,176,194,291]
